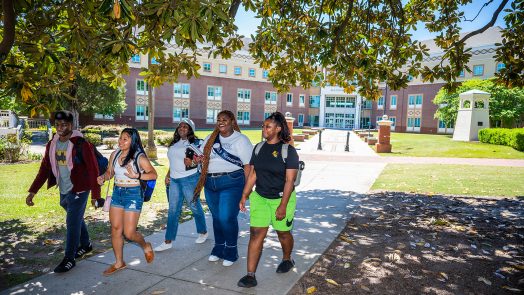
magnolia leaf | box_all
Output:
[325,279,339,286]
[478,277,492,286]
[306,286,317,294]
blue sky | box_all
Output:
[234,1,510,42]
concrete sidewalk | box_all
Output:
[5,132,385,295]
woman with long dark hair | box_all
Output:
[193,110,253,267]
[97,128,158,275]
[237,112,299,288]
[155,119,208,252]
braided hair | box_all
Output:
[193,110,241,199]
[266,112,291,143]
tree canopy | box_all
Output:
[1,0,523,114]
[433,78,524,128]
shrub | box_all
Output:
[103,138,118,149]
[82,125,130,138]
[154,130,169,137]
[156,135,173,146]
[84,133,102,146]
[0,135,29,163]
[479,128,524,151]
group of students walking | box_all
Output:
[27,109,300,288]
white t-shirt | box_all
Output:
[167,139,199,179]
[201,131,253,173]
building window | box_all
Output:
[376,116,383,124]
[473,65,484,76]
[151,57,160,65]
[237,111,250,125]
[203,62,211,72]
[234,66,242,75]
[173,107,189,122]
[407,75,414,81]
[136,105,148,121]
[219,64,227,74]
[174,83,190,98]
[496,63,505,73]
[390,95,397,109]
[136,80,148,95]
[298,114,304,126]
[207,109,220,124]
[299,95,305,107]
[414,117,421,127]
[265,91,277,105]
[237,88,251,103]
[459,69,465,77]
[407,117,413,127]
[207,86,222,100]
[416,95,423,106]
[264,112,272,119]
[286,93,293,106]
[309,95,320,108]
[262,70,269,79]
[408,95,422,106]
[390,117,396,127]
[326,96,356,108]
[377,96,384,109]
[94,113,114,120]
[131,54,140,63]
[249,68,256,77]
[438,120,446,129]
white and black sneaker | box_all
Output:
[75,243,93,259]
[54,257,76,273]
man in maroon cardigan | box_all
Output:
[26,110,101,273]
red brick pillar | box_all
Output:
[285,112,295,146]
[376,115,392,153]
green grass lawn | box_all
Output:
[367,132,524,159]
[371,164,524,197]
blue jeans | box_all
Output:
[165,173,207,241]
[204,169,245,262]
[59,191,90,260]
[111,186,143,212]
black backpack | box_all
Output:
[74,137,109,176]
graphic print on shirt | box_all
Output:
[56,150,67,165]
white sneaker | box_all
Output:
[222,260,234,267]
[208,255,220,262]
[195,233,208,244]
[154,242,173,252]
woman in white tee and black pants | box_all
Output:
[193,110,253,267]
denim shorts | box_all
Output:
[111,186,143,212]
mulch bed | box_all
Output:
[289,192,524,295]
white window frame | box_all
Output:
[203,62,211,72]
[473,64,484,76]
[265,91,277,105]
[174,83,190,98]
[299,94,305,107]
[219,64,227,74]
[237,88,251,103]
[136,79,148,96]
[131,54,140,63]
[94,113,114,120]
[390,95,397,110]
[173,107,189,122]
[286,93,293,106]
[377,96,384,109]
[136,105,148,121]
[237,111,250,125]
[207,109,220,124]
[207,86,222,100]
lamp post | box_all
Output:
[317,129,322,150]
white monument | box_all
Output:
[452,89,490,141]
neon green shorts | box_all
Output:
[249,190,296,231]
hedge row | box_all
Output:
[478,128,524,151]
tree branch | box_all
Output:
[229,0,241,18]
[331,0,354,54]
[458,0,509,44]
[0,0,16,65]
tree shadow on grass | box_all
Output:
[290,191,524,295]
[0,206,170,292]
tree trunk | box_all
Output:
[0,0,16,65]
[146,55,157,159]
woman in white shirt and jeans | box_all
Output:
[193,110,253,266]
[155,119,208,251]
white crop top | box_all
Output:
[113,151,144,185]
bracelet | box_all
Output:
[137,172,142,180]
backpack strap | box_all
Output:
[282,143,289,163]
[254,141,265,156]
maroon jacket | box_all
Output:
[29,132,101,200]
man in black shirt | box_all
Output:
[238,112,299,288]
